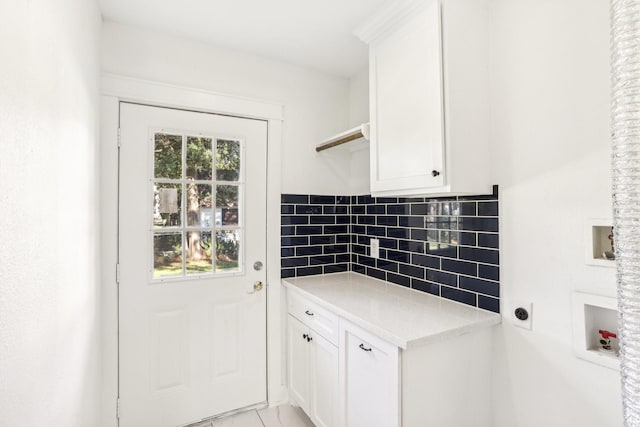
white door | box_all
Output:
[118,102,268,427]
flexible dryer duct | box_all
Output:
[611,0,640,424]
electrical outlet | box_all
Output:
[513,301,533,330]
[370,238,380,259]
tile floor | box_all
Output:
[204,404,315,427]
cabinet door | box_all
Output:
[288,315,310,413]
[309,333,338,427]
[369,0,445,195]
[341,323,400,427]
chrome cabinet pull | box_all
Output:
[359,343,372,352]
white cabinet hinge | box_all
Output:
[116,397,120,419]
[116,263,121,284]
[117,127,121,148]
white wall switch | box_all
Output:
[370,238,380,259]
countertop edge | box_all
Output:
[282,274,501,350]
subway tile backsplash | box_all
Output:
[280,187,500,313]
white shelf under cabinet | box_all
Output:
[571,292,619,370]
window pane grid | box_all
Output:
[152,132,243,279]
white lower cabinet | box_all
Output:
[287,288,493,427]
[287,293,339,427]
[340,321,399,427]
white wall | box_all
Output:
[490,0,621,425]
[348,67,371,195]
[102,21,351,196]
[0,1,102,426]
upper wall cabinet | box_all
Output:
[355,0,492,197]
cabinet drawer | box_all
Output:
[288,291,339,345]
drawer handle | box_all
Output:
[359,343,372,352]
[305,310,314,316]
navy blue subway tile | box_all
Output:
[358,255,376,267]
[387,250,410,263]
[296,246,322,256]
[324,225,348,234]
[412,254,440,269]
[296,205,323,215]
[282,194,308,204]
[479,264,500,281]
[297,266,323,277]
[458,232,477,246]
[426,244,457,258]
[282,236,308,246]
[281,216,308,225]
[478,295,500,313]
[458,217,499,232]
[410,203,430,215]
[367,226,386,237]
[388,204,410,215]
[459,247,499,265]
[442,259,478,276]
[375,197,398,204]
[310,195,335,204]
[459,277,499,297]
[399,264,425,279]
[411,228,429,241]
[398,240,424,253]
[352,264,366,274]
[412,279,440,296]
[310,235,334,245]
[282,257,308,268]
[426,269,458,287]
[357,195,374,205]
[281,268,295,278]
[353,244,367,255]
[456,202,477,216]
[399,216,424,228]
[377,216,398,226]
[296,226,323,235]
[336,215,350,224]
[387,227,411,239]
[281,226,295,236]
[310,255,335,265]
[441,286,477,307]
[379,238,399,250]
[324,264,349,274]
[478,201,498,216]
[324,244,349,254]
[387,273,410,287]
[478,233,499,249]
[367,205,386,215]
[357,215,375,225]
[336,234,350,244]
[377,259,398,273]
[366,267,386,281]
[281,247,295,258]
[280,191,500,313]
[310,215,336,224]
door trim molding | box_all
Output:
[100,73,284,427]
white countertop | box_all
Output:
[282,272,501,350]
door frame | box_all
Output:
[100,73,285,427]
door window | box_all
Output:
[152,132,243,279]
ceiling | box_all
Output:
[98,0,390,78]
